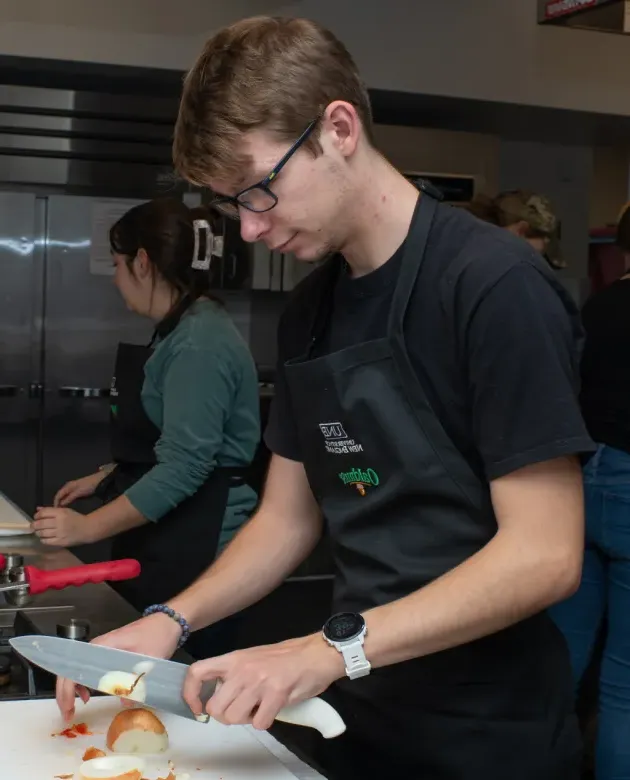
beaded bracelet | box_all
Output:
[142,604,191,649]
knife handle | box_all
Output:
[275,697,346,739]
[26,559,141,595]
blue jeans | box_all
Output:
[550,444,630,780]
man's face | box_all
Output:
[208,128,352,262]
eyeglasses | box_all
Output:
[211,118,319,220]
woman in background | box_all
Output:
[549,204,630,780]
[467,189,565,269]
[33,198,260,658]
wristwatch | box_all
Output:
[322,612,371,680]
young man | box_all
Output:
[57,16,593,778]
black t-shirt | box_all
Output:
[580,277,630,454]
[265,203,594,479]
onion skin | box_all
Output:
[83,747,107,761]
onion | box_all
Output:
[82,747,106,761]
[79,755,145,780]
[97,671,147,703]
[106,707,169,754]
[132,660,155,676]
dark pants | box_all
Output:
[550,444,630,780]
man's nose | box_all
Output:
[239,209,270,244]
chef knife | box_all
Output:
[10,635,346,739]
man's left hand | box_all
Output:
[183,634,345,731]
[33,507,95,547]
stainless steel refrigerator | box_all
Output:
[0,191,153,555]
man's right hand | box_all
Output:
[56,613,183,722]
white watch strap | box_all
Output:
[340,637,371,680]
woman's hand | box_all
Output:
[56,613,184,722]
[54,472,107,507]
[33,507,95,547]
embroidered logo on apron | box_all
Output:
[319,421,364,455]
[338,467,380,496]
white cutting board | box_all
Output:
[0,698,323,779]
[0,491,33,533]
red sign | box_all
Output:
[545,0,598,19]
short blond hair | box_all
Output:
[173,16,374,186]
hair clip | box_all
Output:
[192,219,212,270]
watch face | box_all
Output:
[324,612,365,642]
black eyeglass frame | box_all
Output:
[211,118,320,218]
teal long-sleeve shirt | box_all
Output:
[124,300,260,550]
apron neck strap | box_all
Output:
[387,189,439,336]
[305,181,442,352]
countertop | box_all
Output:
[0,533,329,777]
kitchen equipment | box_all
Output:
[56,618,91,641]
[0,557,141,607]
[0,697,325,779]
[10,636,347,739]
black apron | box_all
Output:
[97,325,247,657]
[283,191,581,779]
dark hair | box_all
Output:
[617,202,630,253]
[110,197,222,334]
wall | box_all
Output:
[374,125,499,194]
[0,0,293,70]
[3,0,630,118]
[272,0,630,117]
[590,146,630,228]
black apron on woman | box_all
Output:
[97,320,247,658]
[282,190,581,779]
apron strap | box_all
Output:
[388,186,440,336]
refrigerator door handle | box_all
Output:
[57,386,111,399]
[28,383,43,399]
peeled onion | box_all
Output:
[79,755,145,780]
[132,660,155,676]
[97,671,147,703]
[106,707,169,754]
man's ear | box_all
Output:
[322,100,361,159]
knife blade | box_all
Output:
[10,635,346,738]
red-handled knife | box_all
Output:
[0,558,140,600]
